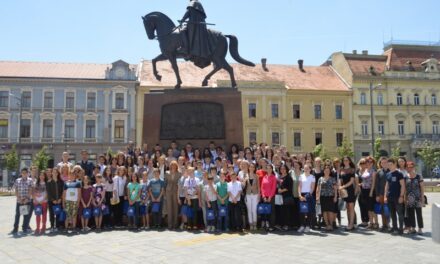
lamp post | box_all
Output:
[9,93,22,145]
[369,82,382,157]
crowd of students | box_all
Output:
[10,141,426,236]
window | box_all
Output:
[44,91,53,109]
[0,91,8,108]
[115,93,124,110]
[20,119,31,138]
[414,93,420,105]
[433,121,439,135]
[0,119,8,138]
[315,132,322,145]
[294,132,301,147]
[249,132,257,143]
[398,121,404,135]
[87,92,96,110]
[377,93,383,105]
[432,94,437,105]
[361,152,370,157]
[66,92,75,109]
[292,104,300,119]
[397,93,403,105]
[378,121,385,135]
[415,121,422,135]
[314,105,321,119]
[361,121,368,135]
[42,120,53,138]
[271,103,279,118]
[64,120,75,139]
[248,103,256,118]
[86,120,96,138]
[360,93,366,105]
[22,91,31,108]
[271,132,280,146]
[335,105,342,119]
[336,133,343,147]
[114,120,125,139]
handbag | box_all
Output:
[315,203,322,216]
[53,204,62,215]
[19,205,29,216]
[206,209,215,220]
[218,205,227,217]
[140,205,147,215]
[127,206,135,217]
[123,200,129,214]
[185,206,194,218]
[299,201,309,213]
[339,188,348,199]
[83,208,92,219]
[152,202,161,213]
[263,203,272,214]
[274,194,283,205]
[93,207,101,217]
[110,196,120,205]
[374,203,382,214]
[58,210,67,222]
[383,204,390,217]
[257,203,265,215]
[180,204,188,215]
[102,205,110,216]
[34,204,43,216]
[338,198,346,211]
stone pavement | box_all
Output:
[1,194,439,264]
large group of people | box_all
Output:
[11,141,426,237]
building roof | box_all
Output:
[139,61,349,91]
[0,60,136,80]
[342,54,388,76]
[384,46,440,71]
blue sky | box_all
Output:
[1,0,439,66]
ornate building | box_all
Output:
[330,41,440,162]
[0,60,138,179]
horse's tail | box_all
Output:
[225,35,255,67]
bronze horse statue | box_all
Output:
[142,12,255,89]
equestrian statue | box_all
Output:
[142,0,255,89]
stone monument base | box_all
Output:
[142,88,243,149]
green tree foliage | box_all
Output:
[391,142,401,158]
[373,137,382,161]
[5,145,19,172]
[313,144,330,161]
[417,141,440,179]
[32,145,50,171]
[337,137,354,158]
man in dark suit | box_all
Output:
[79,150,95,183]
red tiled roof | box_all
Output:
[139,61,349,91]
[344,55,387,75]
[384,47,440,71]
[0,61,136,80]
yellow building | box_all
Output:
[330,41,440,161]
[136,60,352,155]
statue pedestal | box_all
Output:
[142,88,243,149]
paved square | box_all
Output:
[1,194,439,264]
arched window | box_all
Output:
[414,93,420,105]
[377,93,383,105]
[396,93,403,105]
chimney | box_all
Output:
[298,59,305,72]
[362,50,368,55]
[261,58,269,71]
[352,50,357,55]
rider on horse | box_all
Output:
[179,0,217,62]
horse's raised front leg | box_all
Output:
[202,66,221,87]
[152,54,167,81]
[169,55,182,89]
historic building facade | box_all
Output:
[136,60,352,155]
[330,41,440,161]
[0,60,138,175]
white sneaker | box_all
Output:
[261,222,266,229]
[305,226,310,232]
[298,226,305,232]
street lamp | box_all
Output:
[9,93,22,145]
[369,82,382,158]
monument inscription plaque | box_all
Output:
[160,102,225,139]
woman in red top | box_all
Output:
[260,164,277,231]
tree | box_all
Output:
[32,145,51,171]
[373,137,382,161]
[5,145,19,172]
[417,140,440,180]
[391,142,401,158]
[313,144,330,161]
[337,137,354,158]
